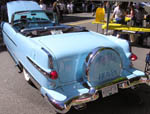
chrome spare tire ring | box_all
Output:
[84,47,123,86]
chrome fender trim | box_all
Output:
[44,88,99,113]
[27,56,50,78]
[41,47,54,69]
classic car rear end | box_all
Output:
[1,1,150,113]
[36,33,150,113]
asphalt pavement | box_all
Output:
[0,13,150,114]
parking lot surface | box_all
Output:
[0,13,150,114]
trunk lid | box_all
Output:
[38,32,117,58]
[34,32,126,84]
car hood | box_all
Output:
[37,32,119,59]
[7,1,41,23]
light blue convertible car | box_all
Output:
[1,1,150,113]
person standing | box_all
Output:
[128,5,136,26]
[1,0,7,22]
[111,2,126,37]
[67,2,73,14]
[91,2,95,15]
[82,2,85,12]
[111,2,126,24]
[134,5,147,27]
[67,2,70,14]
[53,0,60,21]
[70,2,74,14]
[39,0,46,10]
[58,1,65,21]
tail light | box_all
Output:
[130,53,137,61]
[50,71,58,80]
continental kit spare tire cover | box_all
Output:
[85,47,123,87]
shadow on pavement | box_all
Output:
[0,35,6,52]
[62,15,94,23]
[66,86,150,114]
[0,45,6,52]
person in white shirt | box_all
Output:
[70,2,74,13]
[67,3,71,14]
[67,2,73,14]
[111,2,126,37]
[39,0,46,10]
[111,2,126,24]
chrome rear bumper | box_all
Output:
[44,76,150,113]
[45,88,99,113]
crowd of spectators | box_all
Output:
[0,0,150,25]
[111,2,149,27]
[0,0,150,46]
[109,2,150,45]
[37,0,104,22]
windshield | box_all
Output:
[14,11,49,21]
[11,10,87,37]
[12,10,58,30]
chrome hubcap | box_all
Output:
[23,69,30,81]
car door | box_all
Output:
[2,22,20,64]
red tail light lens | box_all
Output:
[130,53,137,61]
[50,71,58,80]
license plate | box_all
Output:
[51,30,63,35]
[102,84,118,98]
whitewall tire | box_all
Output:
[23,68,31,82]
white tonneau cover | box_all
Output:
[7,1,41,23]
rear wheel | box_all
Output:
[23,68,36,88]
[23,68,31,82]
[23,68,38,89]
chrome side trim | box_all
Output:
[41,47,54,69]
[26,56,50,78]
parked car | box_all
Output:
[1,1,150,113]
